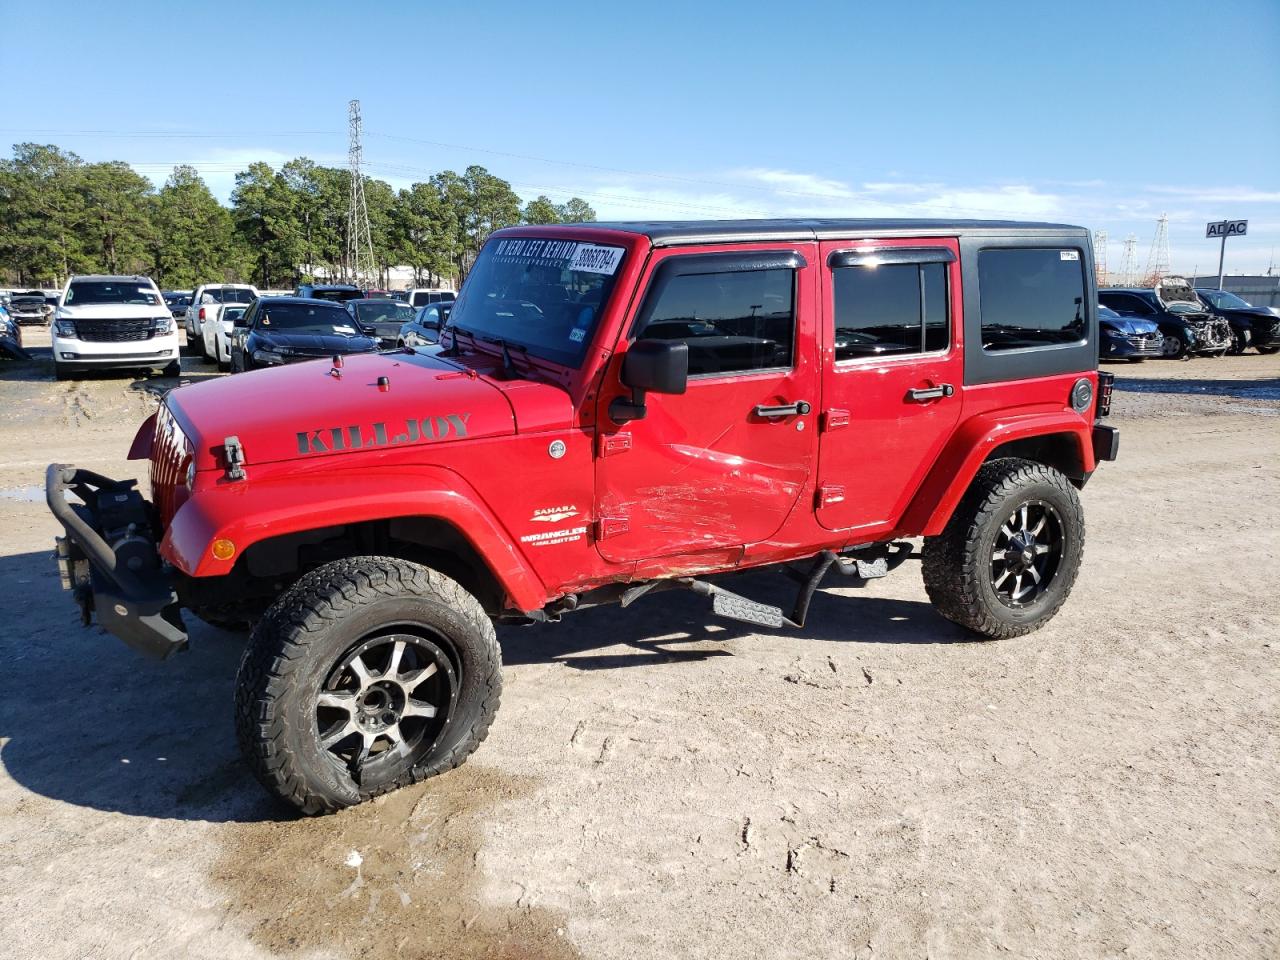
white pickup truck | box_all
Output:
[184,283,258,359]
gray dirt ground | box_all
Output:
[1,329,1277,960]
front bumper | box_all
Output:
[45,464,187,659]
[52,331,180,370]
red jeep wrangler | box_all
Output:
[48,219,1118,814]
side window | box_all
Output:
[635,267,796,376]
[979,248,1087,351]
[832,261,948,360]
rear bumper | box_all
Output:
[45,463,187,659]
[1092,424,1120,462]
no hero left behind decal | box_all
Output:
[296,413,472,455]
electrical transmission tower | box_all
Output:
[1093,229,1108,287]
[1119,235,1139,286]
[1141,213,1171,286]
[346,99,376,287]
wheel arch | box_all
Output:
[162,466,548,612]
[899,412,1095,538]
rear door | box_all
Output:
[815,238,964,533]
[594,243,820,563]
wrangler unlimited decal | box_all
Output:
[296,413,472,455]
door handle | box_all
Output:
[754,400,812,418]
[906,384,954,402]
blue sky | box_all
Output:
[3,0,1278,275]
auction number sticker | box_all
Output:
[569,244,624,275]
[1060,250,1080,261]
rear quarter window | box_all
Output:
[978,248,1087,351]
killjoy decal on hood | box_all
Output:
[296,413,471,455]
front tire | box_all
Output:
[922,458,1084,639]
[1160,334,1188,359]
[234,557,501,815]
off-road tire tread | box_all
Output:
[234,556,501,815]
[922,458,1084,640]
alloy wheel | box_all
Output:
[990,500,1064,608]
[316,632,457,784]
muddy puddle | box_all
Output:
[212,765,577,960]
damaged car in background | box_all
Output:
[1196,287,1280,355]
[8,290,54,326]
[1098,304,1161,363]
[1099,278,1233,359]
[0,303,30,359]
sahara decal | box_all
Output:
[296,413,471,455]
[530,505,578,523]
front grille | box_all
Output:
[150,404,191,527]
[76,319,154,342]
[1124,334,1163,356]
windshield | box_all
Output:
[65,281,160,306]
[353,302,416,325]
[258,303,363,335]
[1200,289,1251,309]
[1166,301,1204,315]
[202,287,256,304]
[446,237,626,366]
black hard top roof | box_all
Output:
[582,218,1088,247]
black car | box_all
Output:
[229,297,380,373]
[1098,304,1162,362]
[8,290,52,325]
[1099,278,1233,359]
[163,292,191,319]
[346,298,417,347]
[293,283,363,304]
[1195,288,1280,354]
[398,302,452,347]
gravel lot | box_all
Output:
[1,329,1277,960]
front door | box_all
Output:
[595,244,819,564]
[815,238,964,533]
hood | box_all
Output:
[167,350,573,470]
[252,328,380,356]
[1155,277,1204,308]
[59,303,169,320]
[1101,317,1161,336]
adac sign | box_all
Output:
[1206,220,1248,238]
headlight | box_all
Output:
[53,320,77,338]
[252,348,285,364]
[152,317,175,335]
[185,458,197,492]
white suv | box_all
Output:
[51,275,180,380]
[404,287,456,308]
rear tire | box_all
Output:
[922,458,1084,639]
[1258,346,1280,355]
[234,557,501,815]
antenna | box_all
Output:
[1119,235,1139,286]
[346,99,376,288]
[1093,229,1108,287]
[1141,213,1171,286]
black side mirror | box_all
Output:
[610,339,689,423]
[233,313,250,328]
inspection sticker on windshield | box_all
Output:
[569,244,624,275]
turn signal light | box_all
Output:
[211,538,236,561]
